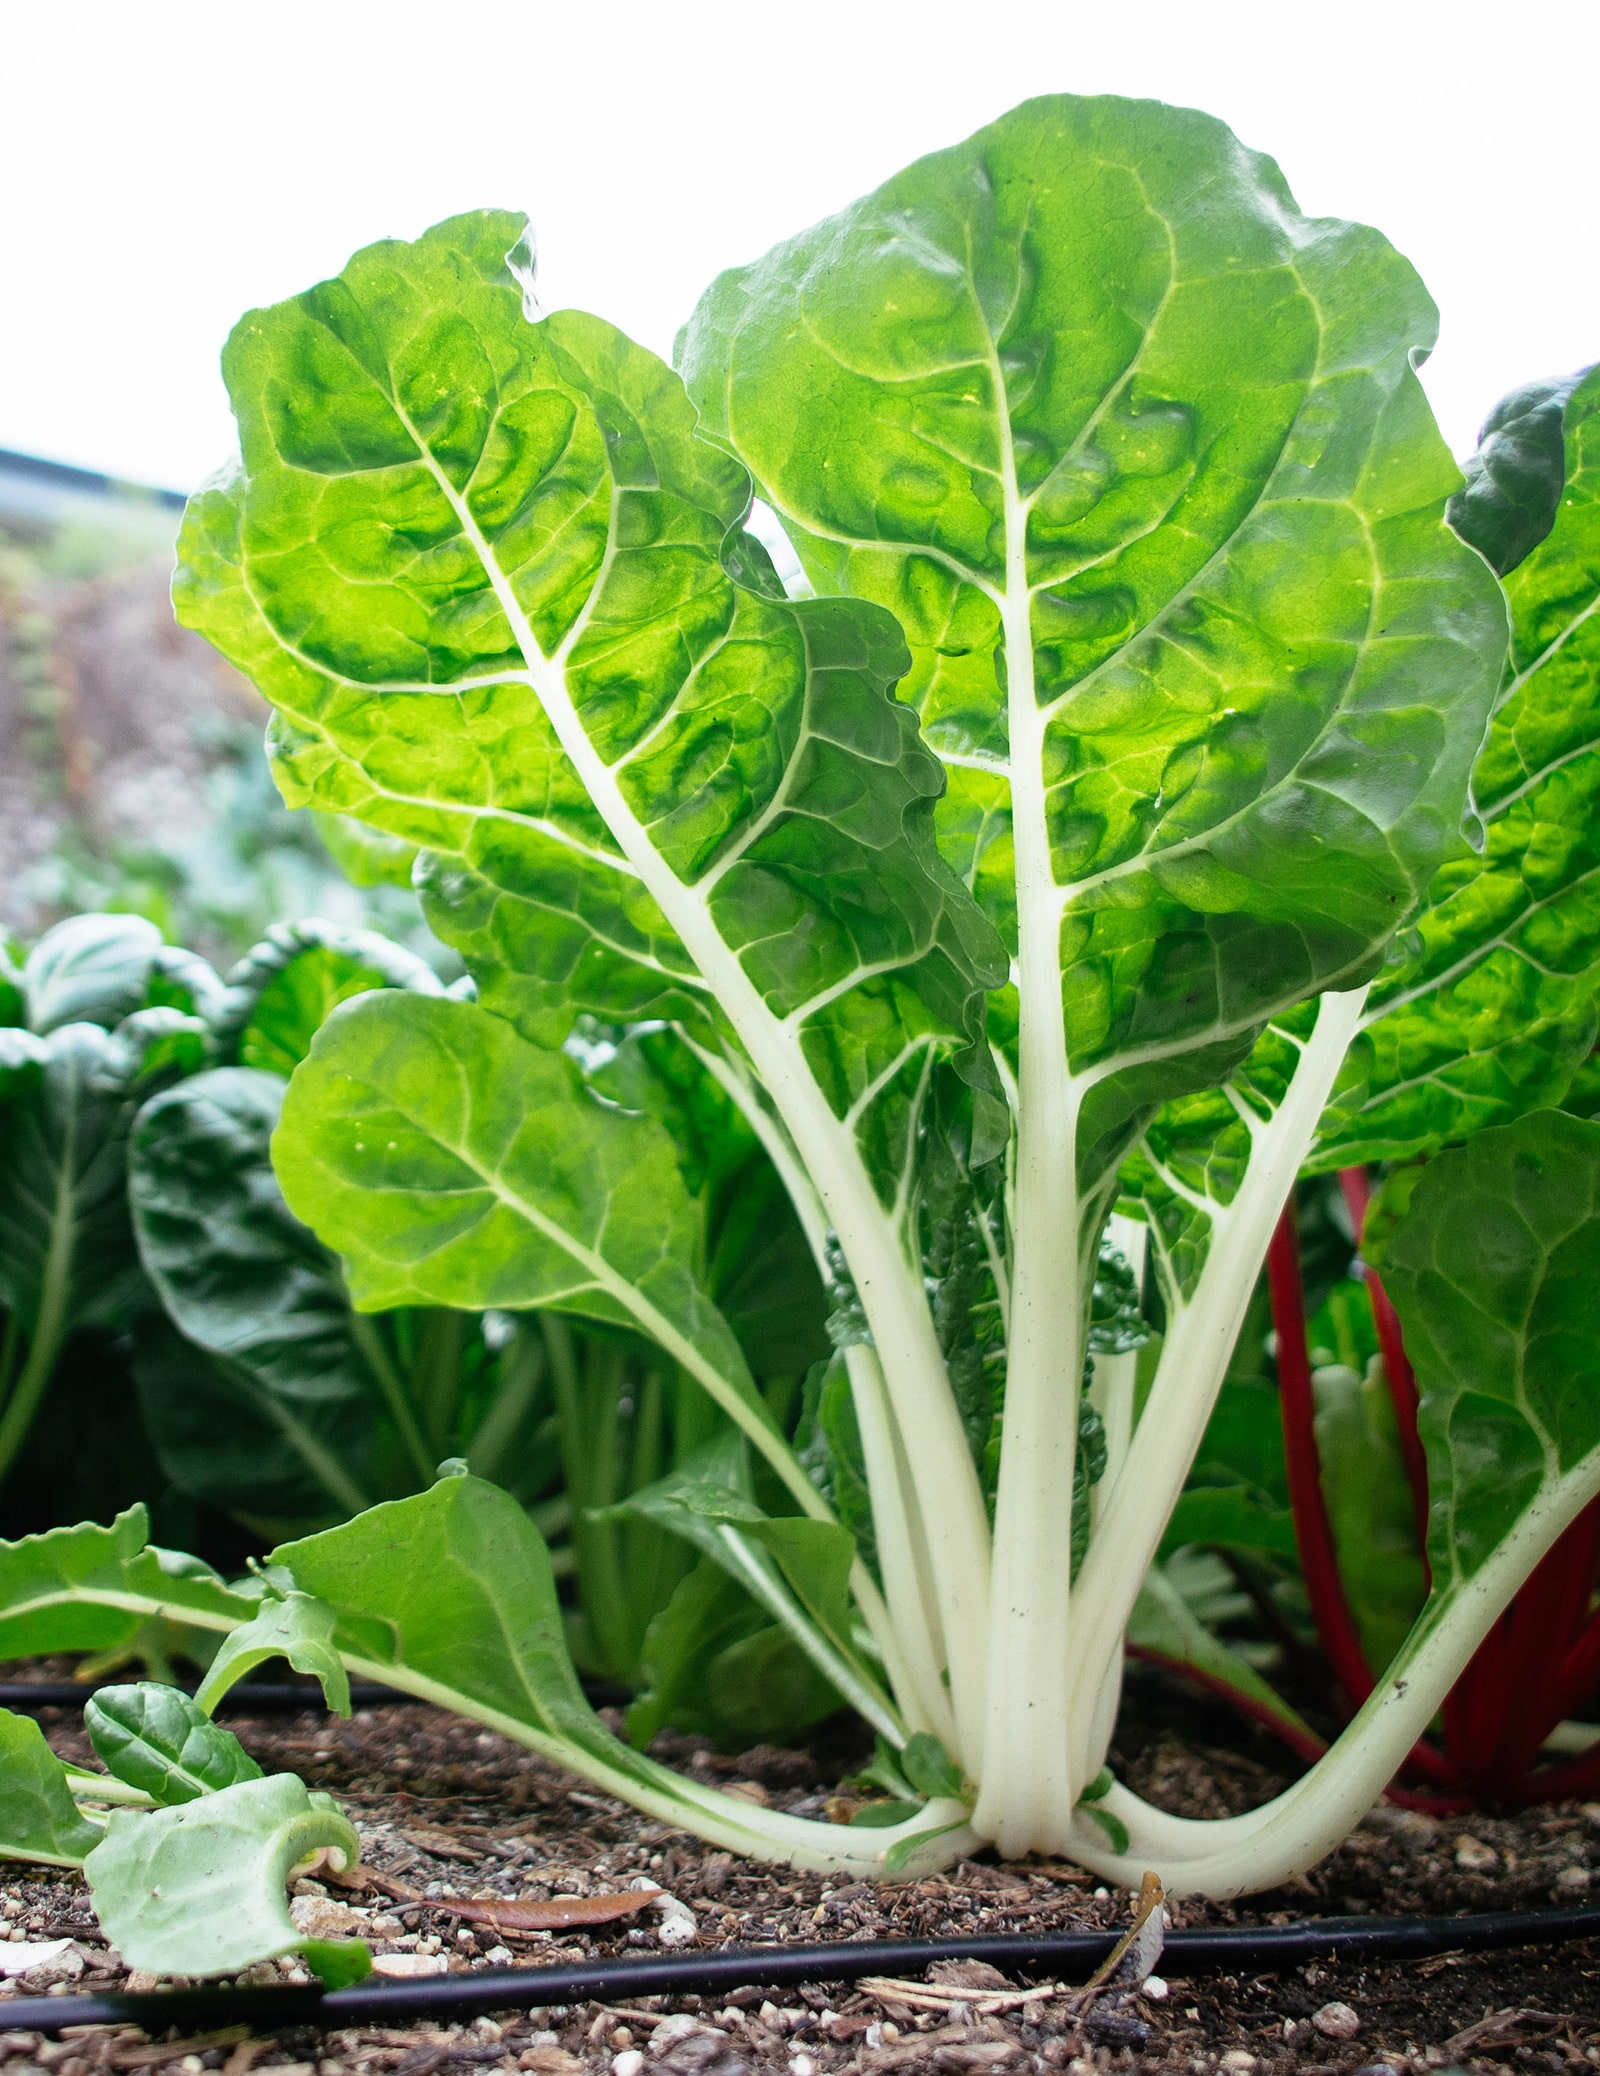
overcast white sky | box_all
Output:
[3,0,1595,491]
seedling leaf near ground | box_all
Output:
[84,1684,264,1803]
[85,1772,369,1982]
[193,1591,352,1717]
[0,1711,105,1865]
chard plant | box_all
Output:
[6,93,1600,1922]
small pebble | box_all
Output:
[1142,1974,1169,2001]
[1557,1864,1591,1891]
[612,2055,644,2076]
[1313,2000,1362,2039]
[1219,2054,1256,2072]
[1453,1834,1497,1872]
[370,1951,450,1977]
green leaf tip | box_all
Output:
[195,1592,352,1718]
[1448,367,1593,576]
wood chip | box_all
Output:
[857,1977,1060,2017]
[111,2026,250,2069]
[400,1829,487,1864]
[1441,2006,1567,2056]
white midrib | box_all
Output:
[973,384,1090,1855]
[676,1030,953,1737]
[400,422,994,1768]
[1063,985,1370,1787]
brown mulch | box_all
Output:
[1,1673,1598,2075]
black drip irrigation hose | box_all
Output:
[2,1910,1598,2038]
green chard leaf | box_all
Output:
[0,1016,179,1481]
[194,1592,351,1717]
[680,92,1505,1181]
[0,1507,255,1665]
[1370,1108,1600,1595]
[1127,1563,1319,1756]
[1447,371,1586,577]
[1314,363,1600,1167]
[1312,1361,1427,1671]
[579,1023,831,1381]
[130,1069,379,1415]
[271,1471,606,1750]
[273,990,799,1488]
[19,915,165,1035]
[84,1684,263,1805]
[0,1710,105,1865]
[630,1568,844,1752]
[600,1431,897,1739]
[269,1472,936,1873]
[172,210,1006,1213]
[131,1317,375,1530]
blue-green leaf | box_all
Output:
[85,1773,367,1982]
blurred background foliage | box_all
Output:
[0,450,443,974]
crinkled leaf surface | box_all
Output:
[172,209,1004,1202]
[85,1772,367,1981]
[1316,364,1600,1166]
[1371,1109,1600,1593]
[0,1710,104,1865]
[681,92,1505,1180]
[132,1317,374,1528]
[85,1683,262,1805]
[274,991,769,1431]
[1447,371,1585,578]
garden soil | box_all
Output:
[2,1672,1597,2076]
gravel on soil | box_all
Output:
[1,1675,1597,2075]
